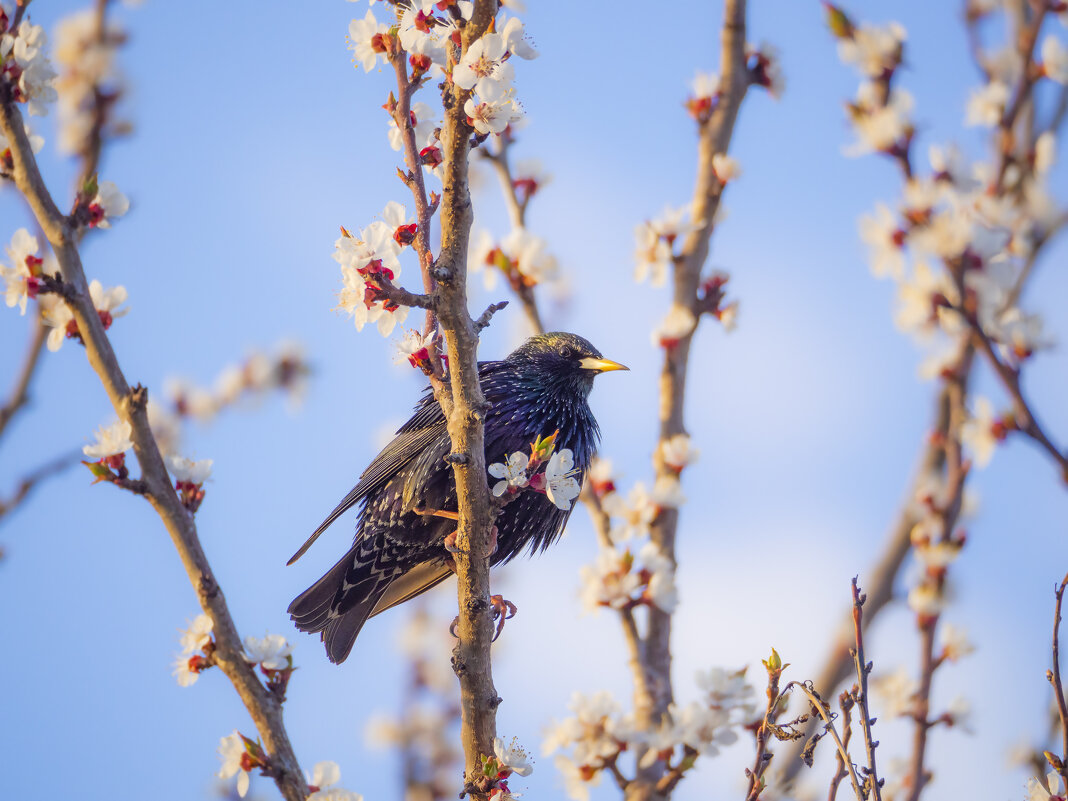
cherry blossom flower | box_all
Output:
[837,21,906,78]
[652,305,697,348]
[387,101,438,152]
[512,158,551,203]
[501,16,538,60]
[544,449,581,510]
[579,547,641,612]
[846,84,913,155]
[394,328,436,368]
[671,700,737,757]
[543,691,629,766]
[586,456,616,496]
[348,9,392,73]
[500,227,558,285]
[651,474,686,508]
[552,754,602,801]
[965,81,1009,127]
[454,32,514,95]
[1,227,43,314]
[961,396,999,468]
[659,433,699,472]
[691,70,721,99]
[633,222,674,287]
[940,622,975,661]
[37,293,72,351]
[907,581,945,617]
[711,152,741,182]
[697,666,757,715]
[243,633,293,671]
[602,482,657,542]
[641,543,678,612]
[178,612,213,653]
[488,452,530,496]
[307,759,363,801]
[217,732,252,798]
[894,261,958,336]
[494,736,533,777]
[1034,131,1056,175]
[83,418,133,459]
[172,653,202,687]
[1027,771,1066,801]
[858,203,906,280]
[464,80,524,135]
[90,181,129,228]
[1041,35,1068,84]
[1,19,58,116]
[167,454,213,485]
[147,400,181,458]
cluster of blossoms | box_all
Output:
[684,43,783,125]
[333,204,412,337]
[163,341,310,421]
[473,737,534,801]
[0,8,58,117]
[365,606,462,800]
[544,671,755,801]
[219,733,363,800]
[338,2,539,347]
[469,226,558,291]
[577,440,700,616]
[579,541,678,614]
[487,431,582,511]
[833,6,1065,473]
[634,206,739,344]
[172,613,214,688]
[53,8,129,155]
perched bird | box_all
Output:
[288,332,626,664]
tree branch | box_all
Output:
[0,311,46,442]
[0,96,309,801]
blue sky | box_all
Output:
[1,1,1067,800]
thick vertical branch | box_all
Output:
[0,98,308,801]
[628,2,751,798]
[434,3,502,796]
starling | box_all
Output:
[287,332,626,663]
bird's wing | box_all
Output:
[287,416,446,565]
[367,561,454,618]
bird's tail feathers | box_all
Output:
[288,542,393,664]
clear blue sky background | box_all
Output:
[1,1,1067,800]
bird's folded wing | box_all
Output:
[368,561,453,618]
[286,421,447,565]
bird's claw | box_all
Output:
[447,595,517,642]
[490,594,517,642]
[443,529,460,553]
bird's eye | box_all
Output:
[560,345,575,358]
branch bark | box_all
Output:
[0,97,309,801]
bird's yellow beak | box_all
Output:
[579,356,629,373]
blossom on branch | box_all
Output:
[307,759,363,801]
[347,9,393,73]
[488,451,530,496]
[0,17,58,116]
[0,227,43,313]
[83,418,133,460]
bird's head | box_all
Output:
[506,332,628,397]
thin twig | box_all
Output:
[788,682,866,801]
[0,448,81,522]
[0,312,47,442]
[850,579,883,801]
[1049,573,1068,788]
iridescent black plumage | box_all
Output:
[288,332,622,664]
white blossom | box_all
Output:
[940,623,975,661]
[544,449,581,510]
[488,452,530,496]
[652,305,697,347]
[167,454,213,484]
[178,613,213,654]
[83,418,133,459]
[691,70,720,99]
[463,80,524,135]
[602,482,657,542]
[454,32,514,95]
[846,84,913,155]
[494,736,533,776]
[243,633,293,671]
[960,396,998,468]
[871,667,917,718]
[1027,770,1065,801]
[837,21,906,78]
[965,81,1009,127]
[712,152,741,182]
[659,434,699,472]
[552,753,601,801]
[501,16,538,60]
[579,547,641,612]
[171,653,201,688]
[858,204,906,280]
[217,732,251,798]
[0,227,41,314]
[1041,35,1068,84]
[347,9,390,72]
[91,181,129,227]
